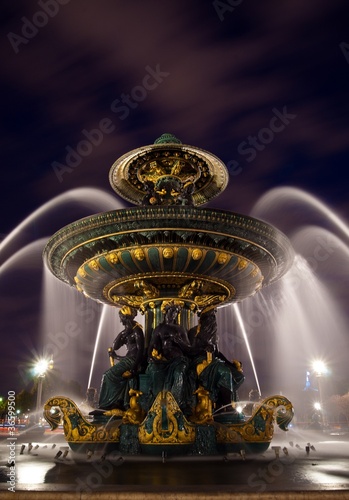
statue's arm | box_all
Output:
[147,328,162,359]
[132,327,145,371]
[112,329,127,352]
[173,328,192,354]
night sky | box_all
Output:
[1,1,348,406]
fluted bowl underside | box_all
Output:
[43,206,294,308]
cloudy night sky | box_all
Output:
[0,1,348,406]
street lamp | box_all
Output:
[312,360,327,377]
[312,359,328,429]
[313,402,321,411]
[34,357,53,424]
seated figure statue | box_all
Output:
[94,306,144,412]
[188,307,245,411]
[146,301,192,412]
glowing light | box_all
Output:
[33,357,53,376]
[312,360,327,376]
[314,402,321,411]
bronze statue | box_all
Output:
[146,301,192,411]
[188,308,245,411]
[92,306,144,413]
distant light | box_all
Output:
[312,360,327,376]
[314,402,321,411]
[34,359,50,376]
[236,405,243,413]
[33,357,54,376]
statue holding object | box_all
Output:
[92,306,144,413]
[188,307,245,412]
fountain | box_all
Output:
[42,133,295,457]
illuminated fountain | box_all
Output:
[42,133,295,456]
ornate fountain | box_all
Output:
[43,133,294,456]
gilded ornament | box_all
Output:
[134,279,159,299]
[160,299,184,313]
[138,391,196,445]
[134,248,146,261]
[107,252,119,264]
[191,386,214,424]
[89,259,99,271]
[122,389,145,425]
[163,247,174,259]
[178,279,203,299]
[78,267,87,278]
[192,248,203,260]
[43,397,120,443]
[238,258,248,270]
[217,252,228,264]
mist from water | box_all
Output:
[244,187,349,413]
[0,187,125,395]
[0,187,120,266]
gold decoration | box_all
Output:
[196,351,212,376]
[107,252,119,264]
[163,247,174,259]
[89,259,99,271]
[194,294,227,309]
[78,267,87,278]
[190,386,213,424]
[73,276,83,292]
[160,299,185,313]
[138,391,196,445]
[104,408,124,418]
[151,348,163,360]
[134,248,145,261]
[217,252,228,264]
[192,248,203,260]
[215,395,294,444]
[178,280,203,299]
[238,258,248,270]
[43,397,120,443]
[108,347,114,367]
[109,142,229,207]
[122,389,145,425]
[120,305,134,316]
[134,279,160,299]
[111,294,143,309]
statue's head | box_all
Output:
[161,300,182,322]
[119,306,137,321]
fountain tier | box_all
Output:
[44,205,293,311]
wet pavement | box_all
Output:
[0,427,348,495]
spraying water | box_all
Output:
[233,304,262,397]
[252,186,349,240]
[88,305,109,390]
[0,187,121,265]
